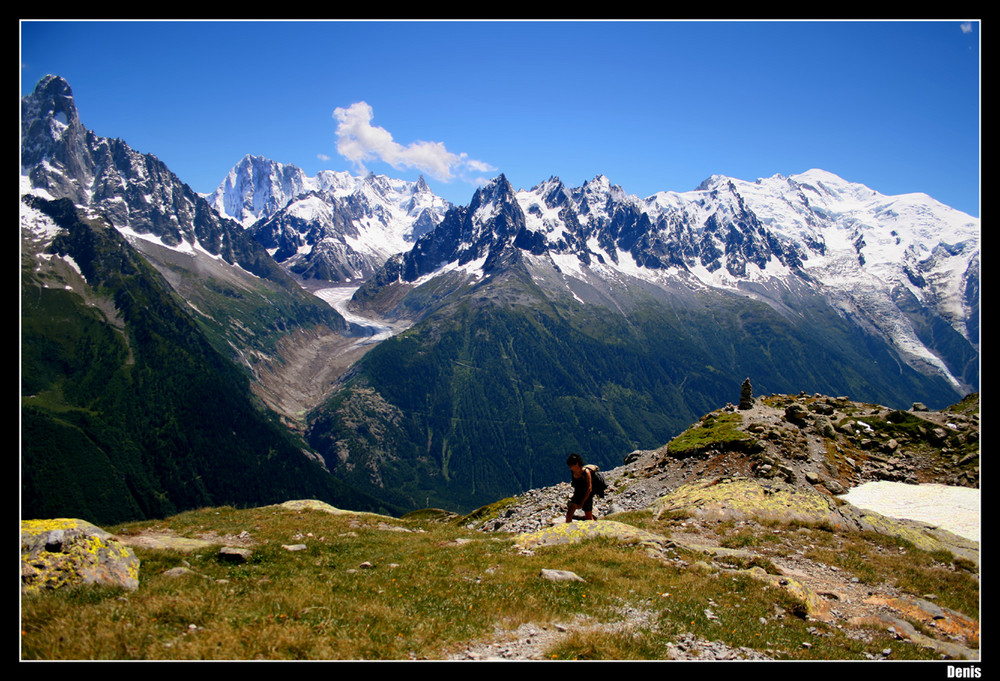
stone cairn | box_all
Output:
[739,377,755,410]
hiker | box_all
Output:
[565,453,595,522]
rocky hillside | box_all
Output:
[448,389,980,660]
[468,387,980,537]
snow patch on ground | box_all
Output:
[838,481,979,542]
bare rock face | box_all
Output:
[21,518,140,594]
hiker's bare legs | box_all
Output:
[566,503,580,523]
[565,503,594,522]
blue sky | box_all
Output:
[20,20,980,217]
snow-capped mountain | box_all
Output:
[357,170,979,396]
[21,73,980,518]
[22,74,978,400]
[20,75,290,282]
[206,155,452,282]
[677,170,980,386]
[314,170,979,511]
[20,74,348,371]
[205,154,356,227]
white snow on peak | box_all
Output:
[205,155,440,228]
[285,194,333,223]
[508,170,978,392]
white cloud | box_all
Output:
[960,21,974,34]
[332,101,495,183]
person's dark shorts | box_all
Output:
[570,493,593,511]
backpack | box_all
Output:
[583,464,608,497]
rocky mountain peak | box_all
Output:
[21,75,95,201]
[531,176,570,208]
[362,171,393,198]
[21,74,79,132]
[469,173,515,208]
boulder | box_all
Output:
[219,546,253,562]
[540,568,586,582]
[21,518,140,594]
[823,479,846,495]
[784,403,809,425]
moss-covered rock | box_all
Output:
[21,518,140,594]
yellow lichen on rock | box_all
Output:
[651,478,851,529]
[21,518,140,594]
[514,519,671,551]
[649,477,978,563]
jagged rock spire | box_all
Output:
[21,75,95,202]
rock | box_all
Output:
[273,499,393,521]
[21,518,140,593]
[219,546,252,562]
[784,403,809,425]
[281,543,308,551]
[809,402,835,415]
[650,477,975,559]
[777,464,796,482]
[118,533,217,552]
[539,569,585,583]
[864,595,979,648]
[958,452,978,466]
[743,566,833,621]
[162,566,207,578]
[849,611,978,660]
[739,378,755,410]
[823,479,846,495]
[815,416,836,437]
[623,450,643,464]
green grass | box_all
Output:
[666,412,754,458]
[20,504,970,660]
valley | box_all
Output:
[250,284,416,423]
[20,73,979,524]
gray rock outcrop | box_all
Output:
[21,518,140,593]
